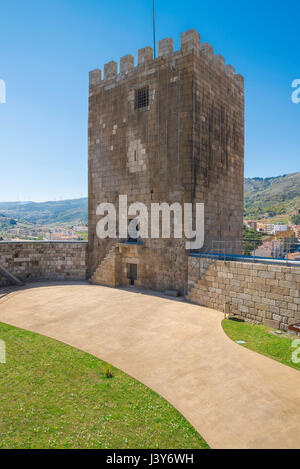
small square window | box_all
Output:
[135,86,149,109]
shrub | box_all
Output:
[104,366,114,379]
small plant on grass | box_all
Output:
[104,365,114,379]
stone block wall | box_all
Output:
[188,256,300,331]
[0,242,87,285]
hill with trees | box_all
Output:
[244,172,300,222]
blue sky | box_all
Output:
[0,0,299,201]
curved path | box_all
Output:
[1,282,300,449]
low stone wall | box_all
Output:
[188,256,300,331]
[0,242,88,285]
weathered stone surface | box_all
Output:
[0,242,87,285]
[263,319,280,329]
[188,257,300,331]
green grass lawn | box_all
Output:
[223,319,300,372]
[0,323,208,449]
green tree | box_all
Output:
[243,227,264,255]
[292,214,300,225]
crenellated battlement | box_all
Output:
[158,37,174,57]
[120,54,134,74]
[89,29,244,90]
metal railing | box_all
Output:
[190,239,300,265]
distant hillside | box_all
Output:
[0,198,88,226]
[0,171,299,226]
[244,172,300,222]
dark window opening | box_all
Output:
[135,86,149,109]
[127,264,138,286]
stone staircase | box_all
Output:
[186,256,220,309]
[187,256,215,296]
[0,264,24,286]
[90,245,120,287]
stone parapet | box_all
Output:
[188,257,300,331]
[0,242,87,285]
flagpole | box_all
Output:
[153,0,156,59]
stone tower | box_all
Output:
[88,29,244,294]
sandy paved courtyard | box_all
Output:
[1,281,300,449]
